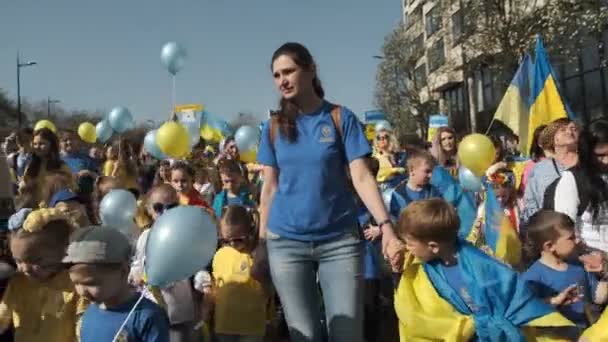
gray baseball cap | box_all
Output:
[63,225,132,264]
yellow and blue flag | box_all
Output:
[492,54,533,154]
[482,185,522,266]
[200,110,232,143]
[528,36,573,153]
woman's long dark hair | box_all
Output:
[23,128,63,181]
[529,124,547,162]
[578,119,608,216]
[271,42,325,143]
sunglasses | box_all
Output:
[152,202,179,214]
[376,135,389,141]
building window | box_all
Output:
[411,34,424,59]
[425,6,442,37]
[482,67,495,109]
[408,7,422,28]
[442,84,466,133]
[428,38,445,72]
[452,10,464,44]
[414,64,427,88]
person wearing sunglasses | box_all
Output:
[373,129,405,189]
[129,183,202,341]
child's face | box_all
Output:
[61,134,80,154]
[220,171,241,193]
[220,223,254,253]
[105,146,115,159]
[69,263,128,305]
[409,161,433,186]
[171,169,193,194]
[159,164,171,180]
[494,185,514,207]
[404,234,440,262]
[11,237,65,281]
[147,189,179,220]
[548,228,579,259]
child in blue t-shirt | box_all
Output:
[523,210,608,331]
[389,149,440,219]
[64,226,170,342]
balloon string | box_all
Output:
[171,75,176,118]
[111,289,147,342]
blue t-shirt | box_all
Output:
[257,102,371,241]
[80,294,170,342]
[523,260,599,327]
[62,152,98,174]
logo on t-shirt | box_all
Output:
[319,125,335,143]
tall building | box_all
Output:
[401,0,608,136]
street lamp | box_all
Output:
[16,53,37,128]
[47,97,60,118]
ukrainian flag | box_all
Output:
[482,185,521,266]
[200,110,233,143]
[492,54,533,154]
[528,36,573,153]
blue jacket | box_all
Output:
[212,188,256,218]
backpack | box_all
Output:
[542,163,589,217]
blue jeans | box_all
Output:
[266,228,364,342]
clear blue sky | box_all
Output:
[0,0,401,123]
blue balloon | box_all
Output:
[234,125,260,152]
[143,130,166,160]
[108,106,134,134]
[375,120,392,132]
[161,42,186,76]
[99,189,137,227]
[458,166,483,192]
[145,206,218,287]
[96,120,113,143]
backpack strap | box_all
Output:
[268,105,343,147]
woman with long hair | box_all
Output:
[20,128,73,206]
[256,42,401,342]
[373,128,405,189]
[519,125,549,196]
[553,119,608,252]
[430,127,458,177]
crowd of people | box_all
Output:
[0,41,608,342]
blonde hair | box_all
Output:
[406,149,436,171]
[430,127,456,166]
[374,129,401,154]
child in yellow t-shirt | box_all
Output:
[0,208,85,342]
[102,140,139,193]
[212,205,272,342]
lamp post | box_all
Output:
[47,97,60,118]
[16,53,37,128]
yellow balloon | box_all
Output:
[34,120,57,133]
[240,148,257,164]
[157,121,190,158]
[77,122,97,144]
[457,134,496,177]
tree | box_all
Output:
[461,0,608,76]
[374,23,440,139]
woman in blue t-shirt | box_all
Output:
[256,42,402,342]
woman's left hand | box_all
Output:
[381,223,405,271]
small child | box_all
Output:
[64,226,170,341]
[389,149,440,219]
[170,161,210,209]
[102,139,139,194]
[394,199,572,341]
[212,159,256,218]
[0,208,83,342]
[212,205,271,342]
[522,210,608,332]
[485,164,519,231]
[130,183,201,341]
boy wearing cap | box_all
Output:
[64,226,169,342]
